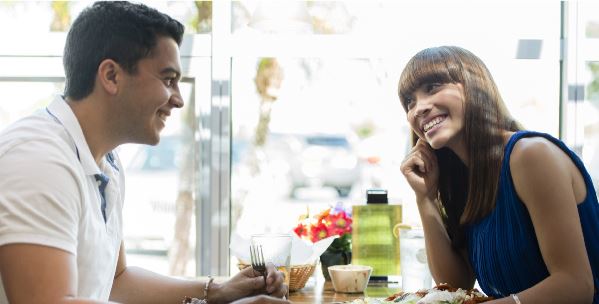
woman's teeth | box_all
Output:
[423,116,445,132]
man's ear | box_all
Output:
[97,59,121,95]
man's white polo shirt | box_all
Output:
[0,96,124,302]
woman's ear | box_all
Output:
[97,59,121,95]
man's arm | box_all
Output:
[0,243,118,304]
[110,242,290,304]
[109,242,206,304]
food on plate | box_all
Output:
[349,283,493,304]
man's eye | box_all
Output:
[164,78,175,87]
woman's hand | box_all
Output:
[400,139,439,201]
[212,264,288,303]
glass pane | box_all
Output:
[0,81,62,129]
[583,2,599,38]
[145,1,212,34]
[0,2,85,33]
[583,61,599,191]
[229,1,560,274]
[233,1,355,34]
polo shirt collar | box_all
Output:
[47,95,102,176]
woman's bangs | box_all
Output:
[399,49,459,108]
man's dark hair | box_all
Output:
[63,1,185,100]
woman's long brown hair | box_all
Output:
[398,46,522,248]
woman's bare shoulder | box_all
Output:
[509,136,567,170]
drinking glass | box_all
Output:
[399,226,432,292]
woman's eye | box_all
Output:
[405,97,415,110]
[425,83,441,92]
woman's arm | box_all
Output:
[417,197,476,289]
[401,139,475,288]
[498,137,594,303]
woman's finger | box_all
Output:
[414,139,437,173]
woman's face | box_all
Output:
[405,82,466,152]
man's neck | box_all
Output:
[65,95,119,166]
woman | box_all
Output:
[399,46,598,303]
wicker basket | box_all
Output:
[238,262,316,291]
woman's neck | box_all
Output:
[447,130,516,166]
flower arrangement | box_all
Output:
[293,202,352,253]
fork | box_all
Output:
[250,244,268,285]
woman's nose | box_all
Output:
[414,100,432,117]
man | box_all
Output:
[0,2,288,303]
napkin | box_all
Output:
[230,231,338,265]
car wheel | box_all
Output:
[289,186,298,199]
[335,186,351,198]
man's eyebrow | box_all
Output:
[159,67,181,79]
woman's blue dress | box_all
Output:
[468,131,599,303]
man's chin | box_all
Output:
[136,132,161,146]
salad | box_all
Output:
[349,283,493,304]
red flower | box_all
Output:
[293,204,352,250]
[326,212,352,236]
[310,223,329,242]
[294,222,308,238]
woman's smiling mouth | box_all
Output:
[422,115,447,133]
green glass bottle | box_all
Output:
[351,189,402,281]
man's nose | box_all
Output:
[169,94,184,109]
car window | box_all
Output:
[305,136,349,148]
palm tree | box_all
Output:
[50,1,70,32]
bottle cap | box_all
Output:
[366,189,388,204]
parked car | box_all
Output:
[271,133,361,197]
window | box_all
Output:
[228,1,561,275]
[1,1,595,278]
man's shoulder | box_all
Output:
[0,112,75,160]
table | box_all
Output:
[288,279,402,303]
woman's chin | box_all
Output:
[426,136,446,150]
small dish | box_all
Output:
[328,264,372,293]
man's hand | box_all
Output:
[230,295,291,304]
[212,264,288,303]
